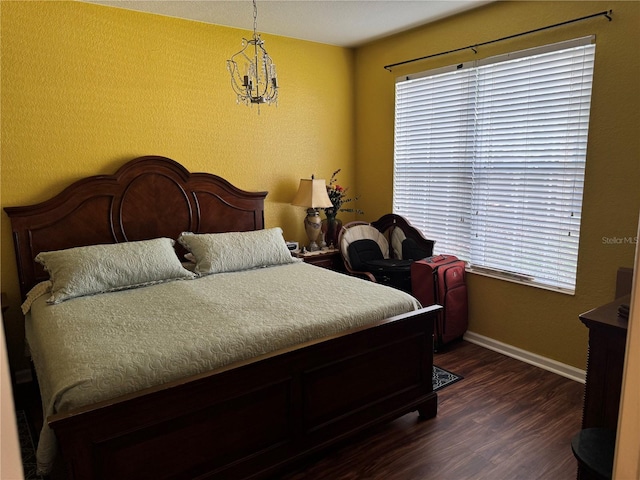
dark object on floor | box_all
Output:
[571,427,615,480]
[432,365,463,391]
[411,255,469,349]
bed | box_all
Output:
[5,156,440,480]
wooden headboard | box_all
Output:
[4,156,267,298]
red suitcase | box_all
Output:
[411,255,468,349]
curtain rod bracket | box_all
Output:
[384,10,613,72]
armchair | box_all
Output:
[338,214,435,291]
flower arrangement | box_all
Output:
[324,169,363,217]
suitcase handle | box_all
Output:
[426,255,447,263]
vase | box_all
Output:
[322,213,343,249]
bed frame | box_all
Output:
[5,156,440,480]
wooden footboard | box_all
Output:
[49,305,440,480]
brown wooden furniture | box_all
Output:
[575,296,628,479]
[574,267,632,480]
[4,156,440,480]
[572,428,615,480]
[579,295,629,431]
[293,248,343,271]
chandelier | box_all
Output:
[227,0,278,109]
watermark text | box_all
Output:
[602,236,638,245]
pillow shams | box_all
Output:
[178,227,299,275]
[36,238,195,304]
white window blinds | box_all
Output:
[394,37,595,293]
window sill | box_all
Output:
[466,266,575,296]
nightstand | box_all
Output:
[293,249,344,272]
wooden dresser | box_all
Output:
[579,295,629,430]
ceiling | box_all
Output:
[83,0,493,47]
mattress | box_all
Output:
[24,262,421,473]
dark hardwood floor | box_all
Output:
[15,340,585,480]
[279,340,585,480]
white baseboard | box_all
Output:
[463,331,586,384]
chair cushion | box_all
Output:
[402,237,432,260]
[347,239,385,272]
[340,224,389,269]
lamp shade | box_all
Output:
[291,179,333,209]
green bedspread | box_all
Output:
[24,262,421,474]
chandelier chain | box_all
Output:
[253,0,258,38]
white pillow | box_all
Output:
[178,227,299,275]
[35,238,196,304]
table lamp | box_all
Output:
[291,178,333,251]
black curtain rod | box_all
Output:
[384,9,612,72]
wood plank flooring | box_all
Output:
[278,340,585,480]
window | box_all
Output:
[394,37,595,294]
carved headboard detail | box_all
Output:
[4,156,267,298]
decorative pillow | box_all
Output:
[35,238,196,304]
[178,227,299,275]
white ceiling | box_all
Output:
[83,0,493,47]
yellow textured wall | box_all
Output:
[354,1,640,369]
[0,1,355,369]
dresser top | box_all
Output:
[579,295,630,331]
